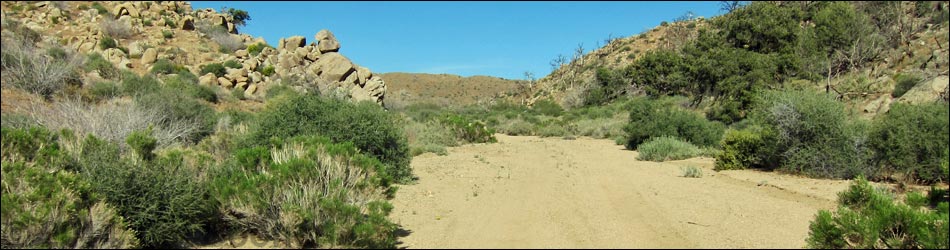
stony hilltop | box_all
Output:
[1,0,386,105]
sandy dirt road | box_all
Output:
[390,134,858,249]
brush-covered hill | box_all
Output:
[529,1,949,119]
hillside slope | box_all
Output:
[381,72,522,109]
[530,1,949,116]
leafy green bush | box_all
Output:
[891,73,922,98]
[200,63,227,77]
[211,136,396,248]
[249,94,412,182]
[869,102,949,183]
[91,2,108,15]
[162,30,174,39]
[164,74,218,103]
[623,97,725,149]
[636,136,702,162]
[99,36,118,50]
[85,52,120,79]
[133,89,217,143]
[77,135,217,248]
[1,127,137,249]
[259,64,276,77]
[405,119,456,156]
[531,99,564,116]
[223,59,242,69]
[87,80,120,101]
[806,176,948,249]
[748,89,876,179]
[714,127,766,170]
[681,166,703,178]
[149,58,183,75]
[120,71,162,96]
[441,115,497,143]
[247,42,269,56]
[231,86,246,100]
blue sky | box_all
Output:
[191,1,724,80]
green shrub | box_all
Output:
[405,119,456,156]
[163,17,175,27]
[714,127,766,170]
[134,89,217,143]
[223,59,242,69]
[88,80,121,100]
[85,52,120,79]
[120,71,162,96]
[892,73,922,98]
[162,30,174,39]
[441,115,497,143]
[806,176,948,249]
[623,97,725,149]
[231,86,246,100]
[869,102,949,183]
[99,36,118,50]
[164,74,218,103]
[126,129,157,161]
[249,94,412,182]
[531,99,564,116]
[636,136,702,162]
[1,127,139,248]
[77,135,217,248]
[259,64,276,77]
[537,122,568,138]
[91,2,108,15]
[495,118,535,136]
[211,136,396,248]
[749,89,876,179]
[200,63,227,77]
[149,58,181,75]
[681,166,703,178]
[247,42,269,56]
[264,83,296,99]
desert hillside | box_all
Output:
[381,72,522,109]
[530,1,949,116]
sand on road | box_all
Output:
[391,134,857,249]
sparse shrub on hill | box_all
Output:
[531,99,564,116]
[134,87,217,144]
[1,34,82,98]
[891,73,922,98]
[806,176,949,249]
[200,62,227,77]
[223,59,242,69]
[30,99,199,148]
[99,18,132,39]
[99,36,118,50]
[249,94,412,182]
[869,102,949,183]
[164,74,218,103]
[247,42,270,56]
[120,71,162,96]
[636,136,702,162]
[149,58,185,75]
[84,52,120,79]
[623,97,724,150]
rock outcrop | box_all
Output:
[1,1,387,105]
